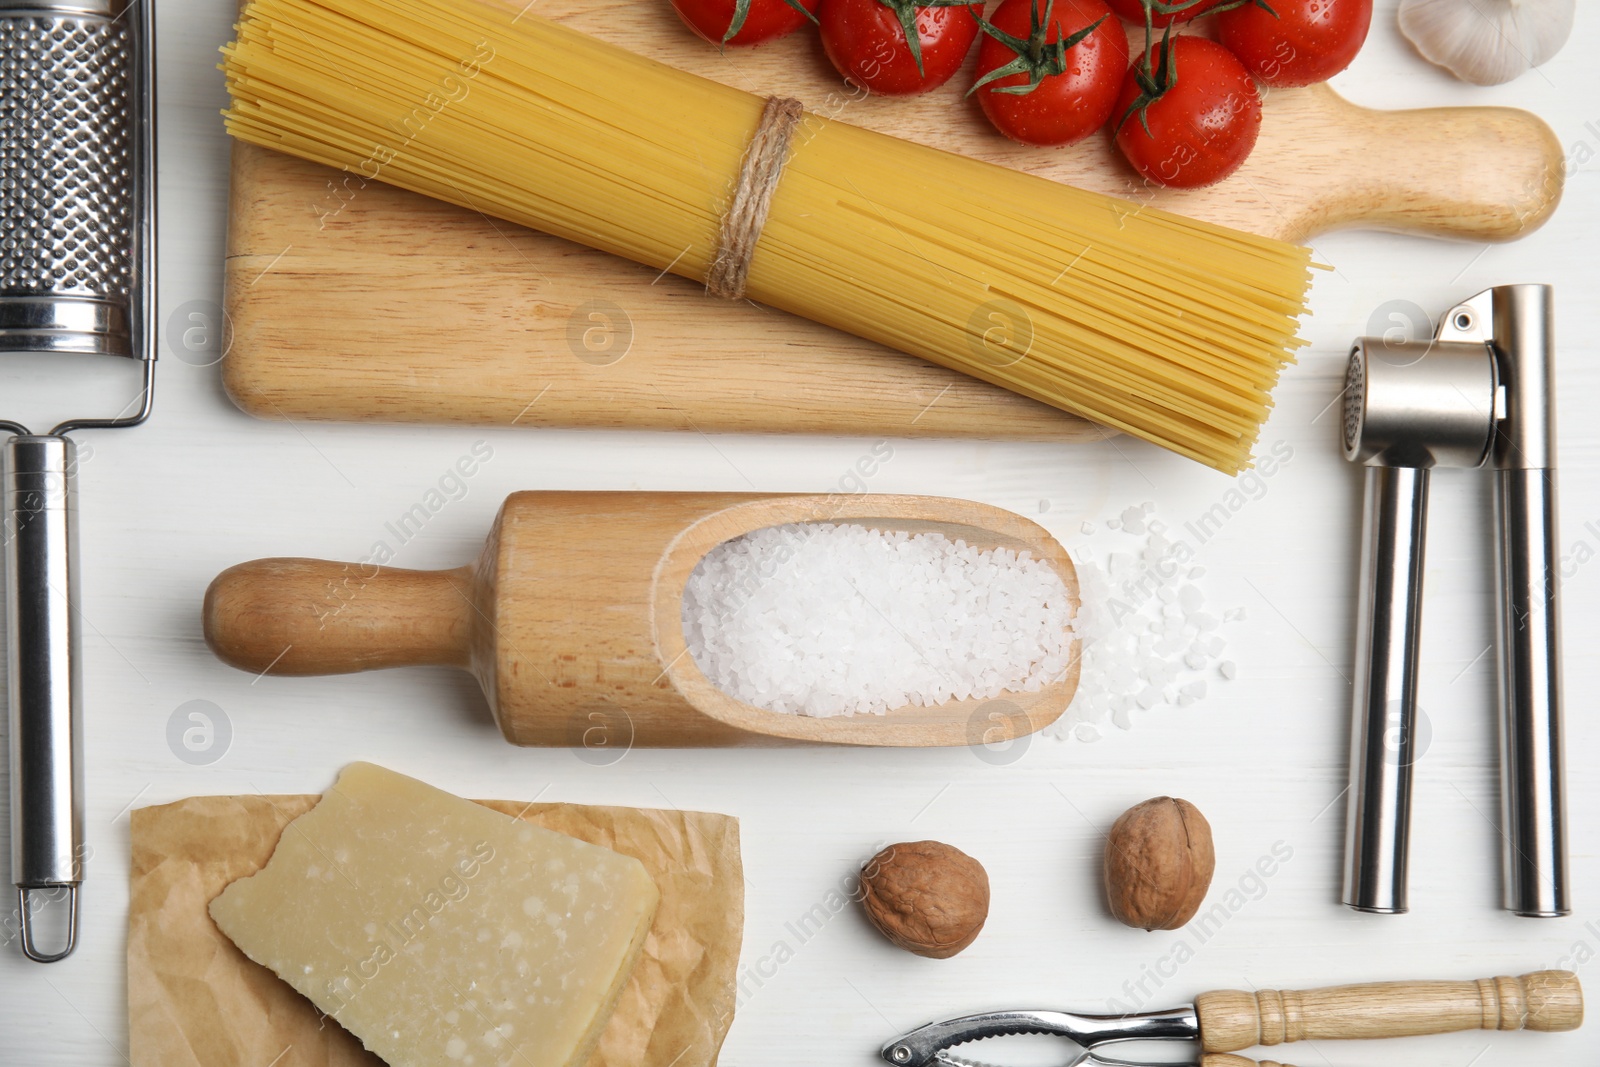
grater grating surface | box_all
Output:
[0,15,132,298]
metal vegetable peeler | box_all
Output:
[881,970,1583,1067]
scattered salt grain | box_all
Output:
[1219,661,1238,680]
[1048,502,1245,738]
[1081,521,1096,535]
[682,523,1075,717]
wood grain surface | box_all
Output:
[1194,970,1584,1051]
[221,1,1563,438]
[202,492,1082,747]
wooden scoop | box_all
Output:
[203,492,1080,747]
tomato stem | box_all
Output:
[1115,18,1178,136]
[871,0,980,77]
[720,0,819,46]
[969,0,1108,97]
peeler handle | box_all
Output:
[203,558,476,676]
[5,435,83,962]
[1195,970,1583,1051]
[1342,464,1429,914]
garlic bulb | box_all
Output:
[1398,0,1575,85]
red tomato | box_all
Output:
[1215,0,1372,87]
[1113,35,1260,188]
[1105,0,1219,27]
[818,0,984,95]
[671,0,820,46]
[972,0,1129,146]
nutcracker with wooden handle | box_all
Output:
[1341,285,1567,916]
[0,0,157,961]
[882,970,1581,1067]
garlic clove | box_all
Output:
[1399,0,1576,86]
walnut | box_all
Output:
[860,840,989,959]
[1103,797,1215,931]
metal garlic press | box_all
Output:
[0,0,157,961]
[1341,284,1565,916]
[881,969,1583,1067]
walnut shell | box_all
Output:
[1103,797,1215,931]
[860,840,989,959]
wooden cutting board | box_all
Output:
[222,1,1563,440]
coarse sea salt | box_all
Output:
[681,523,1075,717]
[1048,503,1242,741]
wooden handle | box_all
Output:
[203,558,476,676]
[1196,970,1583,1051]
[1303,94,1562,242]
[1201,1057,1292,1067]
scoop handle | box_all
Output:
[1196,971,1583,1051]
[1200,1057,1293,1067]
[203,557,475,675]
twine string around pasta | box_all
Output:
[707,96,804,301]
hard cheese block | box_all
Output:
[208,762,660,1067]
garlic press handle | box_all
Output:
[1342,463,1429,914]
[1339,326,1497,915]
[1459,284,1568,918]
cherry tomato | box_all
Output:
[1113,35,1260,188]
[1215,0,1372,87]
[1104,0,1219,28]
[671,0,820,46]
[972,0,1128,146]
[818,0,984,95]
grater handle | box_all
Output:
[4,435,83,962]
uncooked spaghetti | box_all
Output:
[221,0,1314,472]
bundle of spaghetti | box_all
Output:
[221,0,1315,472]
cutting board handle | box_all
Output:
[203,558,475,675]
[1307,91,1563,242]
[1196,970,1582,1052]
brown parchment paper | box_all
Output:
[128,795,742,1067]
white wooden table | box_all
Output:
[2,2,1597,1064]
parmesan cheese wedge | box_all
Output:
[208,762,659,1067]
